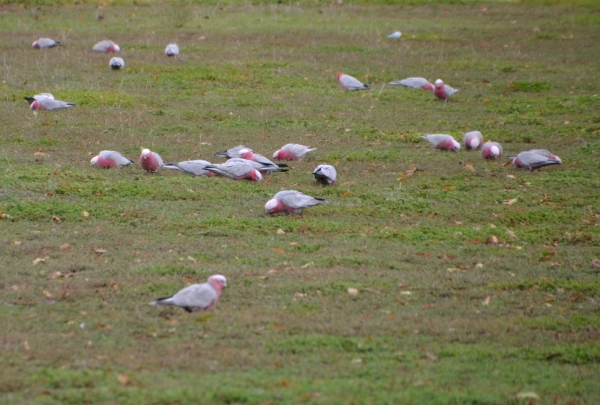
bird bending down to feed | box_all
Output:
[214,145,253,159]
[163,160,216,176]
[91,151,133,168]
[509,151,562,171]
[32,38,61,49]
[26,94,75,111]
[91,40,120,53]
[265,190,327,215]
[109,57,125,69]
[313,164,337,185]
[151,275,227,313]
[139,148,164,173]
[272,144,316,161]
[481,142,503,159]
[165,43,179,57]
[421,134,461,152]
[337,73,370,91]
[463,131,483,150]
[388,77,433,91]
[205,160,263,181]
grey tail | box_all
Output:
[277,163,289,168]
[214,151,228,158]
[151,295,173,306]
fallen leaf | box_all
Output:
[399,291,411,295]
[591,259,600,269]
[503,198,518,205]
[516,392,539,400]
[33,256,49,265]
[33,151,45,156]
[293,292,307,298]
[52,215,61,223]
[23,341,30,350]
[81,211,89,217]
[482,295,491,305]
[506,174,516,179]
[351,358,362,364]
[464,163,475,172]
[474,262,484,269]
[300,262,313,268]
[117,374,132,386]
[43,290,52,298]
[342,190,350,198]
[276,228,286,235]
[443,254,456,260]
[486,236,499,245]
[268,269,279,274]
[93,248,107,255]
[59,243,72,250]
[273,247,284,254]
[347,288,358,296]
[506,229,518,239]
[404,166,417,176]
[279,380,292,387]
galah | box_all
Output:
[389,77,434,91]
[525,149,562,163]
[139,148,164,173]
[481,142,503,159]
[388,31,402,39]
[272,144,316,161]
[165,43,179,57]
[32,38,61,49]
[265,190,327,215]
[90,150,133,168]
[27,94,75,111]
[163,160,217,176]
[463,131,483,150]
[433,79,458,101]
[238,149,284,171]
[509,151,562,171]
[337,73,370,91]
[421,134,461,152]
[226,158,288,174]
[151,274,227,313]
[91,40,120,53]
[205,160,262,182]
[24,93,55,105]
[109,57,125,69]
[214,145,253,159]
[313,164,337,185]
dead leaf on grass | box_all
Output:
[486,236,499,245]
[59,243,72,250]
[51,216,61,223]
[293,292,307,298]
[464,163,475,172]
[93,248,107,255]
[276,228,286,235]
[503,198,518,205]
[347,288,358,296]
[33,256,49,265]
[482,295,492,305]
[117,374,132,386]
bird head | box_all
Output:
[239,149,253,159]
[113,44,121,52]
[435,79,444,88]
[208,274,227,287]
[90,156,99,166]
[265,198,278,213]
[452,140,461,151]
[140,148,151,159]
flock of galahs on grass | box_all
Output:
[28,33,562,313]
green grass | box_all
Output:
[1,1,600,404]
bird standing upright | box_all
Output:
[433,79,458,101]
[139,148,164,173]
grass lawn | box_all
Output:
[1,1,599,404]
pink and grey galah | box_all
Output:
[463,131,483,150]
[151,274,227,313]
[32,38,62,49]
[109,57,125,70]
[237,149,283,171]
[265,190,327,215]
[90,150,133,168]
[214,145,254,159]
[163,160,217,176]
[139,148,164,173]
[433,79,458,101]
[524,149,562,163]
[25,94,75,111]
[509,151,562,171]
[165,43,179,57]
[272,144,316,161]
[421,134,461,152]
[313,164,337,185]
[481,142,503,159]
[337,73,370,91]
[91,40,120,53]
[205,160,263,182]
[389,77,434,91]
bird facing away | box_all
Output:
[433,79,458,101]
[91,150,133,168]
[388,77,434,91]
[313,164,337,185]
[214,145,254,159]
[163,160,217,177]
[109,57,125,69]
[272,144,316,161]
[32,38,61,49]
[165,43,179,57]
[265,190,327,215]
[388,31,402,39]
[481,142,503,159]
[463,131,483,150]
[421,134,461,152]
[205,160,263,182]
[509,151,562,171]
[139,148,164,173]
[91,40,120,53]
[26,94,75,111]
[151,275,227,313]
[337,73,370,91]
